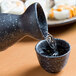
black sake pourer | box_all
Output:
[35,39,71,73]
[0,3,48,51]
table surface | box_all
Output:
[0,23,76,76]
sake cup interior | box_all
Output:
[36,39,70,58]
[35,39,71,73]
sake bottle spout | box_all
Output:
[19,3,48,40]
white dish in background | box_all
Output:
[47,17,76,27]
[47,0,76,27]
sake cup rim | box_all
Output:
[35,38,71,58]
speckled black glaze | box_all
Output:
[35,39,70,73]
[0,13,24,51]
[0,3,48,51]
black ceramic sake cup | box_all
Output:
[35,39,70,73]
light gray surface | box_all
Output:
[48,17,76,27]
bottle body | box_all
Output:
[0,14,24,51]
[0,3,48,51]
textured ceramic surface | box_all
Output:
[0,3,48,51]
[35,39,70,73]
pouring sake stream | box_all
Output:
[0,2,57,56]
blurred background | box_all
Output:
[0,0,76,76]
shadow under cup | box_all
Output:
[35,39,71,73]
